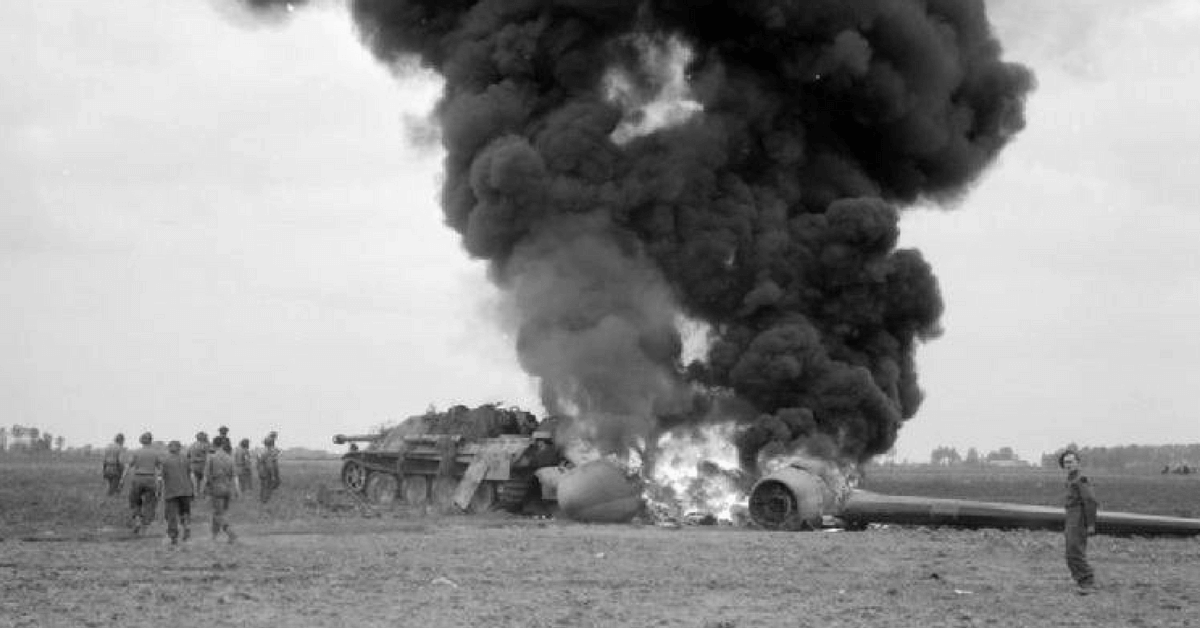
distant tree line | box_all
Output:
[929,446,1025,466]
[1039,443,1200,473]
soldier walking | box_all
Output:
[102,433,126,496]
[234,438,254,493]
[118,432,161,534]
[1059,449,1099,594]
[159,440,194,547]
[199,436,240,543]
[255,432,281,504]
[187,432,210,495]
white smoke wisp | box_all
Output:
[606,34,703,144]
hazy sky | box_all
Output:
[3,0,1197,463]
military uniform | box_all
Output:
[102,440,126,496]
[160,448,194,545]
[1064,470,1098,587]
[202,448,238,542]
[187,438,209,494]
[124,446,161,532]
[255,443,281,503]
[234,444,254,492]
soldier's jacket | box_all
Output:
[233,447,252,474]
[102,442,126,477]
[187,441,209,472]
[255,446,280,473]
[102,442,126,465]
[128,446,162,476]
[204,450,237,497]
[1064,472,1099,528]
[160,453,194,499]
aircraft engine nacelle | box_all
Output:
[748,465,840,530]
[555,459,644,524]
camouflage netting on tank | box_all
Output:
[400,405,539,441]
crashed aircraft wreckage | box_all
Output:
[748,463,1200,536]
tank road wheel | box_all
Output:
[466,482,497,513]
[497,478,531,513]
[341,461,368,494]
[365,473,399,505]
[402,475,429,506]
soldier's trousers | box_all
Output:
[259,468,279,503]
[189,470,205,495]
[164,496,192,541]
[103,463,123,496]
[128,476,157,525]
[237,470,253,492]
[210,494,233,538]
[1064,512,1094,584]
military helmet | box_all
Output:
[139,432,153,445]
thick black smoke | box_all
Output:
[237,0,1032,467]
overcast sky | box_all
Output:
[3,0,1197,463]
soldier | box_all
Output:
[118,432,161,534]
[159,440,193,547]
[186,431,210,495]
[1059,449,1099,594]
[234,438,254,493]
[199,436,239,543]
[256,432,281,504]
[102,433,126,496]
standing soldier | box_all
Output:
[256,432,281,504]
[102,433,126,496]
[234,438,254,494]
[1059,449,1099,594]
[159,440,193,547]
[199,436,239,543]
[187,432,210,495]
[118,432,161,534]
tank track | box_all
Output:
[496,478,530,512]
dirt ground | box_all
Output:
[3,510,1198,628]
[3,459,1198,627]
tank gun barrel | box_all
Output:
[332,433,383,445]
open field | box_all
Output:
[2,457,1198,627]
[858,465,1200,519]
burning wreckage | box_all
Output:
[334,404,646,522]
[244,2,1198,536]
[335,405,1200,536]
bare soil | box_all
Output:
[2,459,1198,627]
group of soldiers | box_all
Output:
[99,426,282,547]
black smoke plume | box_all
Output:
[235,0,1033,468]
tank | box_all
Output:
[748,464,1200,536]
[334,404,563,513]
